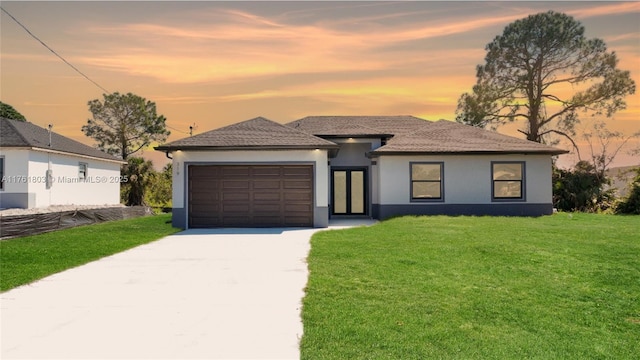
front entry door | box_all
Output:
[332,168,366,215]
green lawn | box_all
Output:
[0,213,180,292]
[302,214,640,359]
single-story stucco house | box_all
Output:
[155,116,568,229]
[0,117,126,209]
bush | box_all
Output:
[145,163,172,209]
[553,161,615,212]
[121,157,155,206]
[615,167,640,214]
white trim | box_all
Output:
[19,147,126,164]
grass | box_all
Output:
[0,213,180,292]
[301,213,640,359]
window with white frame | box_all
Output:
[411,162,443,201]
[492,162,525,200]
[79,162,88,180]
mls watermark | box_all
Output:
[2,175,128,184]
[58,175,129,184]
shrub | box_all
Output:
[615,167,640,214]
[553,161,615,212]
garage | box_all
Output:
[188,165,314,228]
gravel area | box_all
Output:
[0,204,126,216]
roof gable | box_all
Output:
[0,118,125,161]
[155,117,338,151]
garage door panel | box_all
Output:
[253,216,283,225]
[223,204,251,212]
[253,203,282,212]
[190,198,219,207]
[253,192,281,201]
[223,192,250,201]
[189,185,218,194]
[189,165,313,228]
[190,166,221,177]
[252,167,281,176]
[190,190,220,200]
[223,180,250,189]
[189,169,219,178]
[283,166,312,176]
[284,180,312,189]
[223,216,259,227]
[189,180,219,191]
[222,167,250,177]
[191,206,221,218]
[285,204,313,212]
[253,180,281,189]
[284,192,312,201]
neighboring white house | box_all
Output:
[155,116,568,229]
[0,118,126,209]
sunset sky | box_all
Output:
[1,1,639,169]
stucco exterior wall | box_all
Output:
[0,149,31,208]
[374,154,554,217]
[170,149,330,228]
[0,149,29,194]
[330,139,379,167]
[0,148,122,209]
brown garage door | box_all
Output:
[188,165,314,228]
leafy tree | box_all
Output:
[615,167,640,214]
[456,11,635,146]
[121,157,156,206]
[0,101,27,121]
[82,92,170,160]
[553,161,615,212]
[145,163,172,209]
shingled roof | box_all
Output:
[288,116,567,156]
[154,115,567,155]
[370,120,569,155]
[0,117,125,162]
[287,115,427,137]
[155,117,338,151]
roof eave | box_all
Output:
[154,144,339,152]
[315,134,394,139]
[1,145,126,164]
[368,149,570,157]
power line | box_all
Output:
[1,6,110,94]
[166,124,191,135]
[2,6,192,138]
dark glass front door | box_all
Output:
[332,169,366,215]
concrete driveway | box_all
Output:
[1,222,372,360]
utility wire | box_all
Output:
[2,6,196,137]
[166,124,191,135]
[1,6,110,94]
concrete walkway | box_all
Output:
[1,221,374,360]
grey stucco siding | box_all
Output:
[373,154,555,217]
